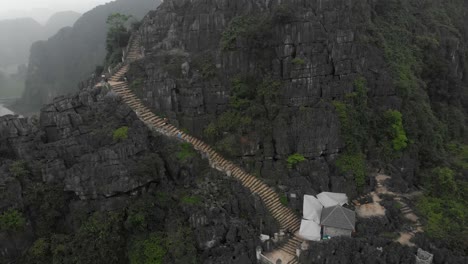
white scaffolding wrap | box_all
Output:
[316,192,348,208]
[303,195,323,223]
[299,220,321,241]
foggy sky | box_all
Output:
[0,0,113,22]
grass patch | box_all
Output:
[9,160,29,178]
[291,58,306,65]
[287,153,306,169]
[180,195,201,206]
[0,208,26,232]
[129,233,166,264]
[280,194,288,205]
[176,143,196,161]
[113,126,129,141]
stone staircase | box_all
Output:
[105,38,304,262]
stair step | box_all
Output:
[113,57,303,254]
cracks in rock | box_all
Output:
[103,180,158,199]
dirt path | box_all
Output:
[354,173,423,246]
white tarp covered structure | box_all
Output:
[303,195,323,223]
[316,192,348,208]
[299,219,321,241]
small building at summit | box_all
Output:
[320,205,356,238]
[299,192,356,240]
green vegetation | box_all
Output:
[291,58,306,66]
[0,209,26,231]
[280,194,288,205]
[220,14,277,51]
[29,238,50,258]
[271,3,296,24]
[287,153,306,169]
[203,76,281,158]
[367,0,467,250]
[214,135,240,158]
[113,126,129,141]
[220,5,297,51]
[126,212,147,231]
[164,226,198,264]
[106,13,132,67]
[129,233,166,264]
[129,78,144,90]
[9,160,29,178]
[220,16,259,50]
[162,53,186,78]
[336,153,367,189]
[417,167,467,250]
[384,110,408,151]
[18,189,200,264]
[192,54,217,80]
[332,78,370,190]
[177,143,196,161]
[180,195,201,206]
[447,142,468,170]
[333,77,411,189]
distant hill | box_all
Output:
[0,8,56,24]
[18,0,161,112]
[44,11,82,37]
[0,12,81,69]
[0,18,43,69]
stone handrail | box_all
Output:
[259,254,275,264]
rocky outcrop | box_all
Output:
[128,0,400,201]
[0,84,275,263]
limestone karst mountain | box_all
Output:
[0,0,467,263]
[16,0,161,112]
[0,12,81,98]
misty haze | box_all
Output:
[0,1,466,264]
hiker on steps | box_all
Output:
[163,118,168,125]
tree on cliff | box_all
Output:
[106,13,132,67]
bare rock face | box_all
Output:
[129,0,401,200]
[0,85,277,263]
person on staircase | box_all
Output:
[163,118,169,125]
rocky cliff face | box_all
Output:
[129,0,400,199]
[129,0,467,197]
[125,0,467,261]
[0,85,277,263]
[1,0,467,263]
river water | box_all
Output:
[0,99,16,116]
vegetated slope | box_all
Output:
[126,0,467,260]
[17,0,161,113]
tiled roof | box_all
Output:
[320,205,355,230]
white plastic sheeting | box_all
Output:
[316,192,348,208]
[303,195,323,223]
[299,219,322,241]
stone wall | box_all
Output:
[323,226,352,238]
